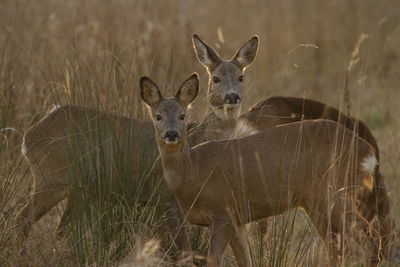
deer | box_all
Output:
[16,34,393,263]
[15,105,199,261]
[188,34,258,145]
[236,96,395,256]
[141,72,388,266]
[192,34,394,258]
[14,35,260,261]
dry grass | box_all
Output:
[1,0,399,266]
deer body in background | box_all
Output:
[237,96,395,255]
[141,73,387,267]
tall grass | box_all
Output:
[0,0,399,266]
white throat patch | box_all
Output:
[212,105,241,120]
[165,140,178,145]
[164,169,181,190]
[235,119,259,138]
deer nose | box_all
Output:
[224,93,241,105]
[164,131,179,141]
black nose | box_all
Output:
[224,93,241,105]
[164,131,179,141]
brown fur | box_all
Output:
[190,34,258,144]
[142,76,383,266]
[15,106,194,256]
[240,96,395,259]
[15,35,259,262]
[192,34,395,258]
[17,34,394,263]
[18,95,394,264]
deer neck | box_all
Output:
[202,111,237,141]
[158,140,192,195]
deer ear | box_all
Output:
[140,76,162,106]
[192,34,222,71]
[231,36,259,69]
[175,73,199,106]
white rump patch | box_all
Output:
[361,154,377,173]
[235,120,259,138]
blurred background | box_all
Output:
[0,0,399,265]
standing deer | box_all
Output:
[15,105,198,261]
[141,73,386,266]
[192,34,394,258]
[237,96,395,257]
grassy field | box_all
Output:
[0,0,399,266]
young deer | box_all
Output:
[141,73,385,266]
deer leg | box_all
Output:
[15,184,67,248]
[374,215,395,261]
[55,194,74,239]
[229,224,252,267]
[365,173,395,261]
[320,195,379,267]
[257,218,268,253]
[208,218,234,267]
[340,201,380,267]
[305,206,341,266]
[165,198,193,265]
[257,219,268,237]
[334,194,382,267]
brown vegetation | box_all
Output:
[0,0,399,266]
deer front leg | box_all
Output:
[229,224,252,267]
[165,198,194,265]
[208,218,235,267]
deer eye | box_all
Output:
[238,75,244,83]
[179,114,186,121]
[212,76,220,83]
[155,115,162,121]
